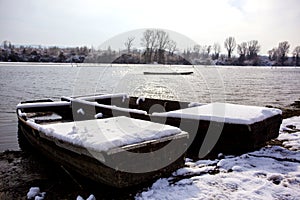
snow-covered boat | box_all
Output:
[16,97,189,188]
[17,94,282,168]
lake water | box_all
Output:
[1,62,300,152]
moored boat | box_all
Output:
[143,71,193,75]
[16,98,189,188]
[17,93,283,186]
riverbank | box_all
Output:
[1,106,300,199]
[0,150,140,199]
[273,100,300,119]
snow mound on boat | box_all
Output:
[153,103,282,124]
[27,116,182,152]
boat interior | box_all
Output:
[17,93,194,123]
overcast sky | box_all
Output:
[0,0,299,55]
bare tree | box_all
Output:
[193,45,201,58]
[183,48,191,60]
[237,42,248,56]
[140,29,171,63]
[200,45,207,57]
[212,43,221,60]
[293,46,300,66]
[141,30,151,50]
[155,30,171,63]
[268,48,277,61]
[206,45,212,57]
[149,31,158,63]
[141,30,152,63]
[247,40,260,59]
[277,41,290,65]
[224,36,236,59]
[237,42,248,63]
[156,30,169,50]
[2,40,12,49]
[167,40,177,55]
[124,37,135,54]
[141,29,157,63]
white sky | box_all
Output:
[0,0,299,55]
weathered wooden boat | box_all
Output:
[143,71,193,75]
[16,97,189,188]
[17,93,283,185]
[59,93,282,157]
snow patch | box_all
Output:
[27,187,46,200]
[77,194,96,200]
[278,116,300,150]
[94,113,103,119]
[136,96,145,105]
[17,109,27,117]
[122,94,129,103]
[188,102,204,108]
[77,108,85,115]
[30,113,62,121]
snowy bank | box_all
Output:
[136,116,300,200]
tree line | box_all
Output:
[0,40,88,63]
[268,41,300,66]
[220,37,299,66]
[1,30,300,66]
[179,36,299,66]
[127,30,299,66]
[87,29,187,64]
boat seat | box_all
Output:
[27,112,63,123]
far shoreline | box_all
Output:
[1,61,300,68]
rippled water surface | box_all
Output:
[1,62,299,151]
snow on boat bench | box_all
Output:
[153,103,282,125]
[17,101,71,109]
[61,93,128,102]
[27,116,183,153]
[71,98,148,116]
[152,103,282,157]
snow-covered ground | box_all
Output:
[136,116,300,200]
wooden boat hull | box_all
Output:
[17,115,188,188]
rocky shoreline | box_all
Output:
[1,102,299,199]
